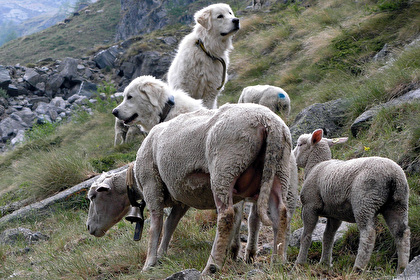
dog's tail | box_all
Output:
[257,115,291,226]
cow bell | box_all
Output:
[125,206,143,223]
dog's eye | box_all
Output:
[217,14,224,19]
[127,95,132,100]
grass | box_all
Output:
[0,0,419,279]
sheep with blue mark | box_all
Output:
[293,128,410,274]
[238,85,291,119]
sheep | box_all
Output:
[238,85,291,120]
[293,128,410,273]
[136,103,293,276]
[91,76,292,270]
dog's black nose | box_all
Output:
[232,18,239,25]
[112,108,119,117]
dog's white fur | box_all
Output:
[112,75,203,132]
[167,3,240,109]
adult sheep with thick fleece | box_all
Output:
[136,103,292,276]
[238,85,291,119]
[293,129,410,274]
[167,3,239,109]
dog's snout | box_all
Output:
[232,18,239,26]
[112,108,119,117]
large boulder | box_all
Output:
[290,98,349,144]
[93,46,122,69]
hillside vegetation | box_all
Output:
[0,0,419,279]
[0,0,120,65]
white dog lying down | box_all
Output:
[167,3,240,109]
[238,85,291,119]
[136,103,292,276]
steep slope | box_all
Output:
[0,0,120,65]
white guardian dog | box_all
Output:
[167,3,240,109]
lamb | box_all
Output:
[293,128,410,273]
[238,85,291,120]
[136,103,292,276]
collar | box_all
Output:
[159,95,175,123]
[195,39,226,90]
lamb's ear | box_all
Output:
[195,8,211,30]
[311,129,324,144]
[326,137,348,147]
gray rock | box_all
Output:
[58,57,79,82]
[131,51,172,80]
[165,269,201,280]
[0,227,49,245]
[10,130,25,146]
[0,66,11,90]
[11,107,35,127]
[93,46,121,69]
[351,87,420,137]
[0,116,25,142]
[290,98,349,144]
[394,255,420,280]
[290,221,352,247]
[23,68,43,88]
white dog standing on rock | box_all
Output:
[167,3,240,109]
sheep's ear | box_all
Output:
[97,185,111,192]
[311,129,324,144]
[195,8,211,30]
[326,137,348,147]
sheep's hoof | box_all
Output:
[209,264,218,274]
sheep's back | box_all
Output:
[302,156,408,220]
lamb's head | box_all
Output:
[293,129,348,174]
[86,171,131,237]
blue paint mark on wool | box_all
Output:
[278,93,286,99]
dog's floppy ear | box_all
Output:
[138,81,162,108]
[195,7,212,30]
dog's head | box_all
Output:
[194,3,240,37]
[112,76,168,132]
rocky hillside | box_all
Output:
[0,0,419,279]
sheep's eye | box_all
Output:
[127,95,132,100]
[217,14,224,18]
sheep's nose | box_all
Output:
[112,108,119,117]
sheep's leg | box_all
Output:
[353,221,376,272]
[142,209,164,271]
[383,206,410,274]
[320,218,341,266]
[269,177,288,263]
[229,202,244,260]
[202,202,235,275]
[157,205,189,258]
[245,202,260,263]
[296,206,318,264]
